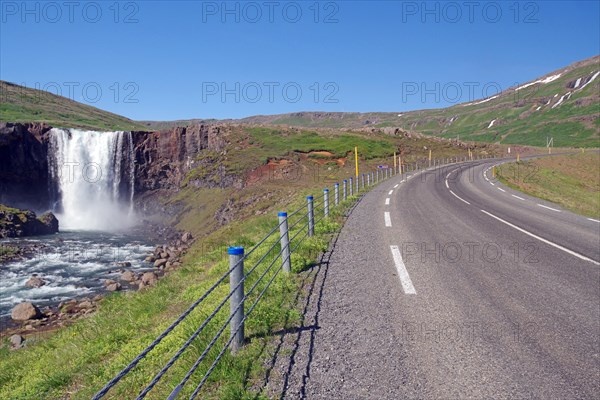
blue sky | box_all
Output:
[1,1,599,120]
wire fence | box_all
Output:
[92,154,495,399]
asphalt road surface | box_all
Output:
[273,157,600,399]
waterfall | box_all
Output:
[47,128,136,231]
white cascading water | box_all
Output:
[48,128,136,231]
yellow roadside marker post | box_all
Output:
[492,166,496,178]
[517,153,520,162]
[429,149,432,167]
[394,151,397,175]
[355,146,359,192]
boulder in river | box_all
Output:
[11,302,41,321]
[25,276,46,288]
[120,271,137,282]
[104,279,122,292]
[117,261,132,268]
[154,258,167,268]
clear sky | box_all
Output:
[1,1,598,121]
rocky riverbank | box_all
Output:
[1,230,194,349]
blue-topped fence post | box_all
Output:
[229,246,245,353]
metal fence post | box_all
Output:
[343,180,347,200]
[385,168,388,179]
[229,246,245,353]
[307,196,314,237]
[361,173,365,190]
[376,170,379,184]
[367,172,371,187]
[356,176,359,192]
[334,183,339,205]
[349,177,353,196]
[278,213,291,273]
[323,189,329,217]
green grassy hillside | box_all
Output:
[0,81,147,131]
[497,152,600,218]
[237,56,600,148]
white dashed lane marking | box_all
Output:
[449,190,471,205]
[384,212,392,227]
[385,198,390,205]
[390,245,417,294]
[538,204,561,212]
[481,209,599,266]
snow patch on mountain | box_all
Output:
[515,74,562,91]
[552,92,572,109]
[576,71,599,92]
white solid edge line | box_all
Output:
[512,195,525,201]
[385,198,390,205]
[390,245,417,294]
[445,179,449,189]
[497,188,506,192]
[388,190,394,195]
[587,218,600,223]
[384,212,392,227]
[449,190,471,205]
[394,184,399,188]
[480,209,600,266]
[537,204,561,212]
[489,182,495,186]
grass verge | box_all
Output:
[496,152,600,219]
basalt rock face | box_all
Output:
[0,123,53,211]
[0,206,59,238]
[131,124,226,192]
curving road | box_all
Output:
[273,157,600,399]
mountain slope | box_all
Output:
[1,55,598,147]
[236,55,600,148]
[0,81,146,131]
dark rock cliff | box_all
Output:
[132,124,226,192]
[0,205,59,238]
[0,122,53,211]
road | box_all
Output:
[271,158,600,399]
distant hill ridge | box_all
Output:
[1,55,598,147]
